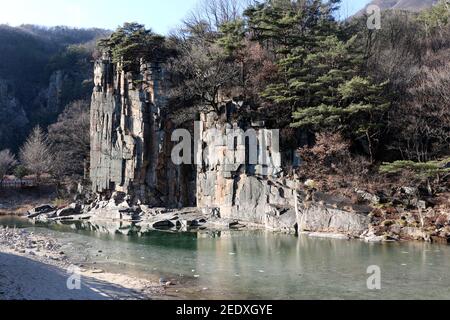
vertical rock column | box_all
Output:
[90,55,165,204]
[196,108,294,223]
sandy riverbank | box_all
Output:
[0,226,166,300]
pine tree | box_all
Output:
[418,0,450,35]
[287,34,389,161]
[244,0,344,104]
[98,23,168,72]
[380,158,450,178]
[244,0,336,55]
[217,19,246,57]
[245,0,389,159]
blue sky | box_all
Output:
[0,0,370,34]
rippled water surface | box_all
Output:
[1,216,450,299]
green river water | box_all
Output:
[1,216,450,300]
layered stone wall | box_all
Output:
[88,57,371,236]
[90,55,194,207]
[196,109,299,232]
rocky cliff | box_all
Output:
[195,110,298,232]
[90,55,195,208]
[0,25,109,152]
[87,57,372,237]
[0,79,29,150]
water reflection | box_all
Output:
[1,216,450,299]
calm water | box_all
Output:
[1,216,450,300]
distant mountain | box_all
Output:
[356,0,438,16]
[0,25,110,152]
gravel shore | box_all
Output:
[0,226,165,300]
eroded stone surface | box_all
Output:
[298,204,370,236]
[85,56,373,236]
[90,56,193,208]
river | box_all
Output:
[1,216,449,300]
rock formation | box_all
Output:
[90,54,194,208]
[0,79,29,150]
[88,56,372,236]
[196,110,298,233]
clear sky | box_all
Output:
[0,0,371,34]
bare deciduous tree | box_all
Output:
[0,149,17,186]
[184,0,250,33]
[19,126,54,185]
[48,100,90,181]
[388,50,450,162]
[168,41,240,113]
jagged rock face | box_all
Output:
[89,66,299,230]
[90,56,194,207]
[89,59,372,235]
[298,204,371,236]
[39,70,65,115]
[196,110,299,232]
[0,79,29,150]
[194,110,371,235]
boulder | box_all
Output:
[365,235,385,243]
[264,208,297,233]
[178,220,198,228]
[34,211,57,223]
[389,224,402,235]
[27,205,56,218]
[119,206,142,221]
[401,187,418,196]
[400,227,427,241]
[355,189,381,205]
[152,220,176,230]
[298,204,370,236]
[57,203,82,217]
[202,207,221,218]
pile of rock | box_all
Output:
[0,226,64,260]
[87,196,247,234]
[27,185,448,243]
[363,205,450,243]
[27,203,89,223]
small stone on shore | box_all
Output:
[92,269,105,274]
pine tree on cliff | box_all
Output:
[97,22,169,72]
[245,0,389,161]
[287,33,389,161]
[217,19,246,57]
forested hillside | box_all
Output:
[156,0,449,196]
[1,0,449,199]
[0,25,109,152]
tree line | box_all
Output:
[3,0,448,199]
[97,0,449,194]
[0,100,90,196]
[0,25,108,153]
